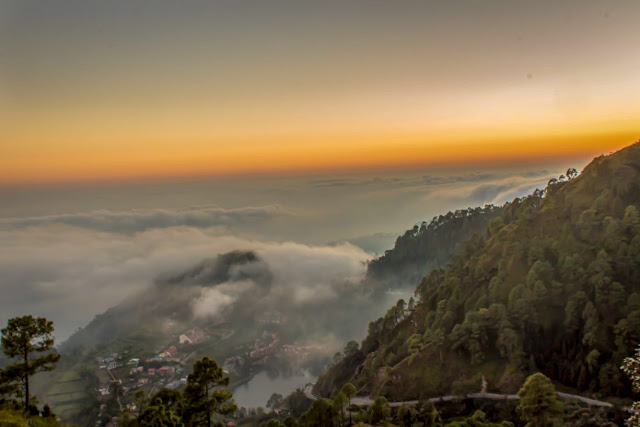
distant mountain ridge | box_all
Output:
[315,141,640,403]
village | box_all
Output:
[93,323,315,419]
[95,327,209,402]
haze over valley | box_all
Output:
[0,165,572,342]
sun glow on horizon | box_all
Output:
[2,1,639,186]
[1,129,636,187]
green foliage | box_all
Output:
[112,357,237,427]
[281,389,312,418]
[367,396,390,425]
[417,400,441,427]
[299,398,335,426]
[344,341,360,359]
[331,391,348,426]
[318,143,640,401]
[138,388,184,426]
[444,409,512,427]
[395,403,414,427]
[183,357,236,427]
[564,406,617,427]
[0,408,63,427]
[267,393,284,411]
[516,373,562,426]
[1,316,61,412]
[367,205,504,290]
[260,419,287,427]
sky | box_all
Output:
[1,0,639,185]
[1,1,639,342]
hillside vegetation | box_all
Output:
[367,204,504,291]
[315,142,640,403]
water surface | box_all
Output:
[233,370,315,408]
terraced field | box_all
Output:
[42,368,92,422]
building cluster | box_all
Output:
[96,344,189,405]
[98,353,124,370]
[280,344,312,360]
[158,345,178,358]
[257,311,287,325]
[222,355,246,376]
[249,333,280,360]
[179,327,206,344]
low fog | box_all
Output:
[0,164,580,342]
[0,226,371,344]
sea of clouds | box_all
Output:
[0,164,577,342]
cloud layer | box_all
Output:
[0,163,579,343]
[0,224,370,342]
[0,204,294,233]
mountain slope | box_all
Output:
[315,141,640,402]
[366,204,504,291]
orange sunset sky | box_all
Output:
[1,1,639,185]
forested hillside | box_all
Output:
[315,142,640,402]
[367,204,504,291]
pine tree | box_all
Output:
[1,315,61,412]
[517,373,562,426]
[183,357,236,427]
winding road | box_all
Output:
[304,385,619,409]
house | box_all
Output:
[127,358,140,366]
[179,327,206,344]
[107,361,117,370]
[158,366,172,376]
[159,346,178,358]
[249,333,280,359]
[147,368,156,376]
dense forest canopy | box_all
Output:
[367,204,504,290]
[315,142,640,403]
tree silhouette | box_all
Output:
[266,393,283,411]
[183,357,236,427]
[1,315,60,412]
[339,383,356,426]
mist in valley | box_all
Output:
[0,165,577,347]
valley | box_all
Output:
[17,142,639,426]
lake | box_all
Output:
[233,370,316,408]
